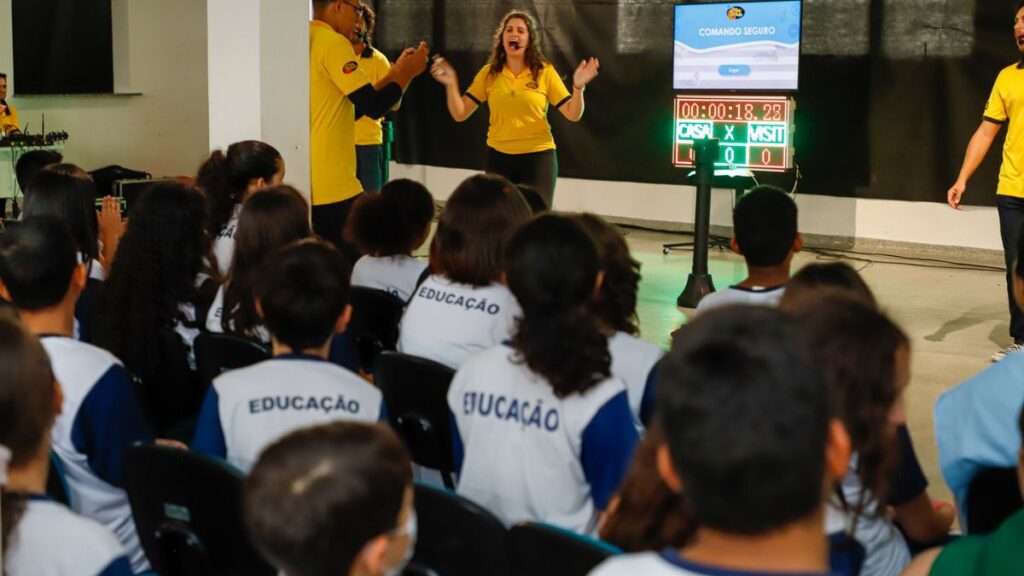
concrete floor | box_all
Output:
[623,226,1008,507]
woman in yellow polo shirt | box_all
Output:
[430,10,599,208]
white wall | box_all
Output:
[0,0,210,178]
[390,164,1003,253]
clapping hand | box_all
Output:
[572,57,600,89]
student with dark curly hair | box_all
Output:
[448,214,638,534]
[348,179,433,300]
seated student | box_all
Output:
[195,140,285,276]
[0,312,133,576]
[783,264,956,546]
[206,185,311,343]
[245,422,415,576]
[904,404,1024,576]
[934,226,1024,521]
[787,294,914,576]
[398,173,531,369]
[193,239,384,473]
[576,213,664,428]
[12,149,63,218]
[0,218,154,573]
[590,306,852,576]
[22,164,122,341]
[449,215,639,534]
[95,181,218,379]
[348,179,434,300]
[694,185,801,315]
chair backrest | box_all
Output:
[374,352,456,483]
[349,287,406,365]
[124,445,276,576]
[194,332,272,386]
[966,466,1024,535]
[413,483,511,576]
[508,522,620,576]
[46,450,71,506]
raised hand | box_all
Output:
[572,57,600,89]
[430,55,458,87]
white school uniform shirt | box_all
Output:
[448,344,639,534]
[398,275,521,369]
[352,255,429,301]
[212,203,241,277]
[205,284,271,343]
[6,496,133,576]
[590,550,831,576]
[693,285,786,316]
[608,331,664,429]
[192,354,385,473]
[40,336,154,574]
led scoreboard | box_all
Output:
[673,95,794,172]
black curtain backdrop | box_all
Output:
[374,0,1021,207]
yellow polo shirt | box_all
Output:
[354,47,392,146]
[1,103,18,134]
[465,63,571,155]
[310,20,372,206]
[985,63,1024,198]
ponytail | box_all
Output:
[196,150,233,240]
[195,140,283,244]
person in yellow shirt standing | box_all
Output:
[429,10,599,209]
[310,0,427,253]
[0,73,20,136]
[352,4,394,194]
[948,1,1024,362]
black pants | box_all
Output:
[997,195,1024,343]
[312,196,361,265]
[486,148,557,209]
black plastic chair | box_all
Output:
[413,483,511,576]
[966,466,1024,535]
[508,522,620,576]
[124,445,275,576]
[374,352,457,487]
[194,332,271,386]
[349,287,406,368]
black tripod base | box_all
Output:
[678,273,716,308]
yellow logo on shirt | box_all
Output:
[343,61,358,74]
[525,81,539,90]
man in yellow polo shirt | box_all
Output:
[948,1,1024,361]
[310,0,427,252]
[0,73,20,136]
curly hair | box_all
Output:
[486,10,550,82]
[223,186,311,338]
[575,214,641,335]
[97,182,213,383]
[786,293,908,521]
[507,215,609,398]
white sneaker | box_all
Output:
[991,343,1024,362]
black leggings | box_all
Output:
[311,196,361,266]
[486,148,557,209]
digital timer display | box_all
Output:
[673,95,794,172]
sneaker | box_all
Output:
[991,343,1024,362]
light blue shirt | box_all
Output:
[935,351,1024,524]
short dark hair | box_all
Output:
[245,422,412,576]
[781,262,876,310]
[256,239,351,351]
[0,217,78,311]
[348,179,434,257]
[658,306,829,536]
[514,183,549,214]
[15,150,63,191]
[359,2,376,38]
[733,185,798,267]
[429,173,531,286]
[0,73,6,80]
[23,164,100,261]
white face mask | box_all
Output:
[383,510,417,576]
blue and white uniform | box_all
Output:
[448,344,638,534]
[399,275,521,369]
[693,285,786,315]
[74,258,106,342]
[590,550,830,576]
[352,255,429,301]
[608,331,664,429]
[192,354,385,473]
[5,495,133,576]
[40,335,154,574]
[205,284,271,343]
[212,204,241,277]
